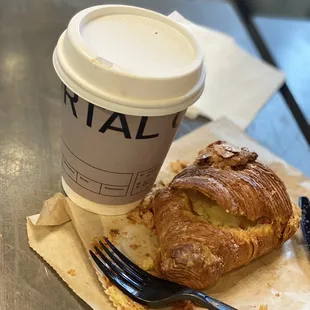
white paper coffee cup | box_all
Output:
[53,5,205,215]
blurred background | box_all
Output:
[244,0,310,17]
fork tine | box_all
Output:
[94,246,143,291]
[89,250,141,301]
[103,237,152,280]
[99,240,147,284]
[91,247,233,310]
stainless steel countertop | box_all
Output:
[0,0,309,309]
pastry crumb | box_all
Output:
[128,208,142,224]
[127,203,155,229]
[67,269,77,276]
[90,238,100,251]
[129,244,140,250]
[105,284,146,309]
[142,210,155,229]
[169,160,190,174]
[141,256,155,271]
[266,282,271,288]
[275,292,281,297]
[127,182,164,228]
[172,301,195,310]
[259,305,268,310]
[109,229,120,238]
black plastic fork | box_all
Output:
[89,237,237,310]
[299,196,310,250]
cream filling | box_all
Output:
[187,190,256,229]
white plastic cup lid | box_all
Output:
[53,5,205,116]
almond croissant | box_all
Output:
[152,141,301,289]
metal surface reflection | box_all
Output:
[0,141,36,177]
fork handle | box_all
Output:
[180,289,237,310]
[299,196,310,250]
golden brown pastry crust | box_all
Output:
[152,141,301,289]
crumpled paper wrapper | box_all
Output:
[27,118,310,310]
[28,193,157,310]
[169,12,285,130]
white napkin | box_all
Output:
[169,12,285,130]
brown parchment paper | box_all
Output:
[27,118,310,310]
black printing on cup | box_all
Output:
[61,85,185,205]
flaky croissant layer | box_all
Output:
[152,141,301,289]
